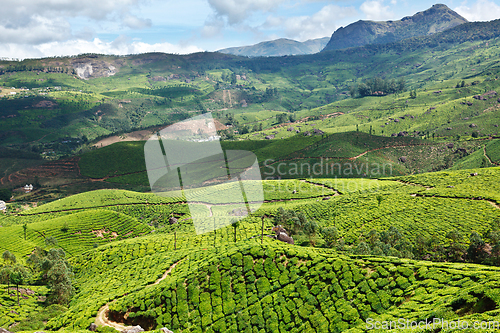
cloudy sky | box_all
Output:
[1,0,499,59]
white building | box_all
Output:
[0,200,6,211]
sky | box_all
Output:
[1,0,500,59]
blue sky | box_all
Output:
[1,0,500,59]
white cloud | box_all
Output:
[264,4,357,41]
[0,15,72,44]
[207,0,286,25]
[0,0,151,44]
[360,0,394,21]
[201,17,225,38]
[455,0,500,22]
[0,37,203,60]
[122,14,152,29]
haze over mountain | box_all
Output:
[322,3,468,52]
[217,37,330,58]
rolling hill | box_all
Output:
[2,164,500,331]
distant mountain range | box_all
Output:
[217,4,468,58]
[217,37,330,58]
[322,4,467,51]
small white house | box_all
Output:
[0,200,6,211]
[24,184,33,193]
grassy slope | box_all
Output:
[1,19,500,153]
[0,167,499,331]
[46,239,500,333]
[0,209,151,258]
[76,133,498,185]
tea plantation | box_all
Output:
[45,240,500,333]
[1,167,500,332]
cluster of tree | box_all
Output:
[0,240,74,306]
[321,226,414,259]
[0,188,12,201]
[274,208,319,246]
[349,77,405,98]
[221,72,237,85]
[275,112,295,124]
[1,64,75,75]
[319,220,500,266]
[218,121,264,139]
[223,113,238,127]
[242,87,278,104]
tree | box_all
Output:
[380,227,402,247]
[274,207,293,232]
[240,125,249,135]
[484,220,500,265]
[47,260,74,305]
[0,266,12,292]
[349,86,356,98]
[303,220,319,246]
[293,212,307,235]
[445,230,466,262]
[321,227,338,248]
[27,247,74,305]
[11,265,29,306]
[2,250,16,265]
[354,242,371,255]
[0,188,11,201]
[467,231,487,263]
[275,113,288,124]
[366,229,380,247]
[23,224,27,241]
[231,220,240,243]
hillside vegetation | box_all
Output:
[2,164,500,331]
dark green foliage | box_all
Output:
[0,188,12,201]
[27,247,74,305]
[351,77,405,98]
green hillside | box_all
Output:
[0,209,151,257]
[1,166,500,332]
[47,240,500,333]
[1,16,500,167]
[73,133,499,189]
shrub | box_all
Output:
[256,277,271,297]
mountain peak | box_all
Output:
[217,37,330,58]
[322,4,468,52]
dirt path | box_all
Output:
[488,201,500,209]
[94,129,158,149]
[483,146,499,166]
[300,179,340,196]
[95,258,185,330]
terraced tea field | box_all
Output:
[1,167,500,332]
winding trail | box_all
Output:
[483,146,499,166]
[95,258,186,331]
